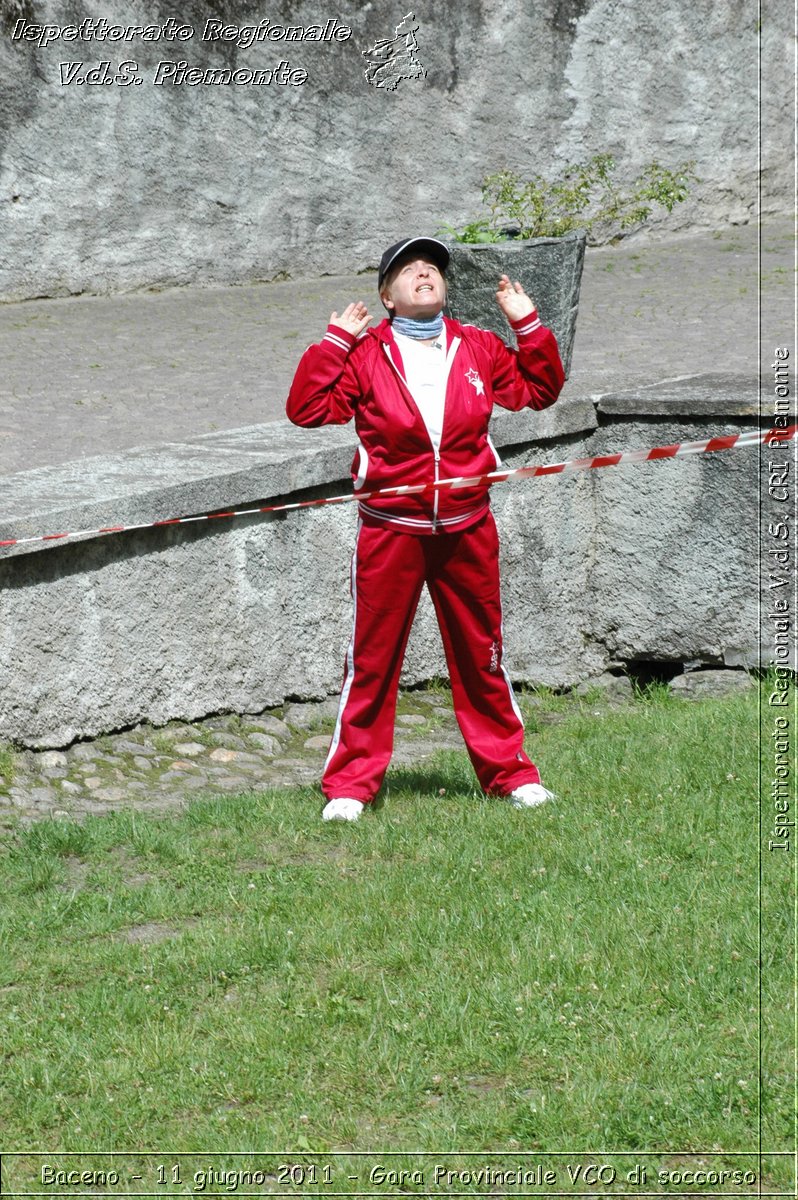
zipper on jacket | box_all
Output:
[432,450,440,533]
[382,338,456,535]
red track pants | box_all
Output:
[322,509,541,803]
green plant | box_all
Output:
[0,744,15,792]
[442,155,698,245]
[437,217,504,245]
[152,731,175,755]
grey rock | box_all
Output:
[6,777,33,796]
[60,780,82,794]
[176,774,210,791]
[207,776,249,792]
[173,742,207,758]
[396,715,428,726]
[114,739,157,756]
[246,716,293,741]
[574,673,634,702]
[93,787,128,802]
[133,756,155,771]
[208,733,248,751]
[669,669,757,700]
[159,723,197,739]
[201,715,240,731]
[28,787,57,806]
[283,699,340,731]
[225,760,266,775]
[248,733,282,756]
[303,735,332,751]
[721,646,760,669]
[35,750,69,776]
[445,233,586,378]
[208,748,241,764]
[68,743,100,763]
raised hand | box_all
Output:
[329,301,373,337]
[495,275,537,322]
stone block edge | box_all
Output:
[0,374,754,559]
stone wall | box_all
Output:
[0,0,790,300]
[0,375,776,749]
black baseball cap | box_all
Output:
[377,237,450,291]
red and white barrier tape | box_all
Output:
[1,423,795,551]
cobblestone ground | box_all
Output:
[0,691,470,828]
[0,670,756,828]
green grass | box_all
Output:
[0,684,792,1194]
[0,743,14,793]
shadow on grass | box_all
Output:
[379,757,478,805]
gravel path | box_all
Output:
[0,219,790,477]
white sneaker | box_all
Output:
[506,783,555,809]
[322,797,365,822]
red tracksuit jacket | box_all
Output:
[286,311,565,533]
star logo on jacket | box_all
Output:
[465,367,485,396]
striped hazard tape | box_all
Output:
[1,423,795,551]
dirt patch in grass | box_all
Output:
[115,918,198,945]
[463,1073,506,1094]
[56,849,155,892]
[56,854,91,892]
[108,846,156,888]
[236,844,353,870]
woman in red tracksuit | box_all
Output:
[286,236,565,821]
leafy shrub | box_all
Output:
[440,155,698,244]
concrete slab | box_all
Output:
[596,373,763,416]
[0,396,596,553]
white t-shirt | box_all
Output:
[393,328,450,453]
